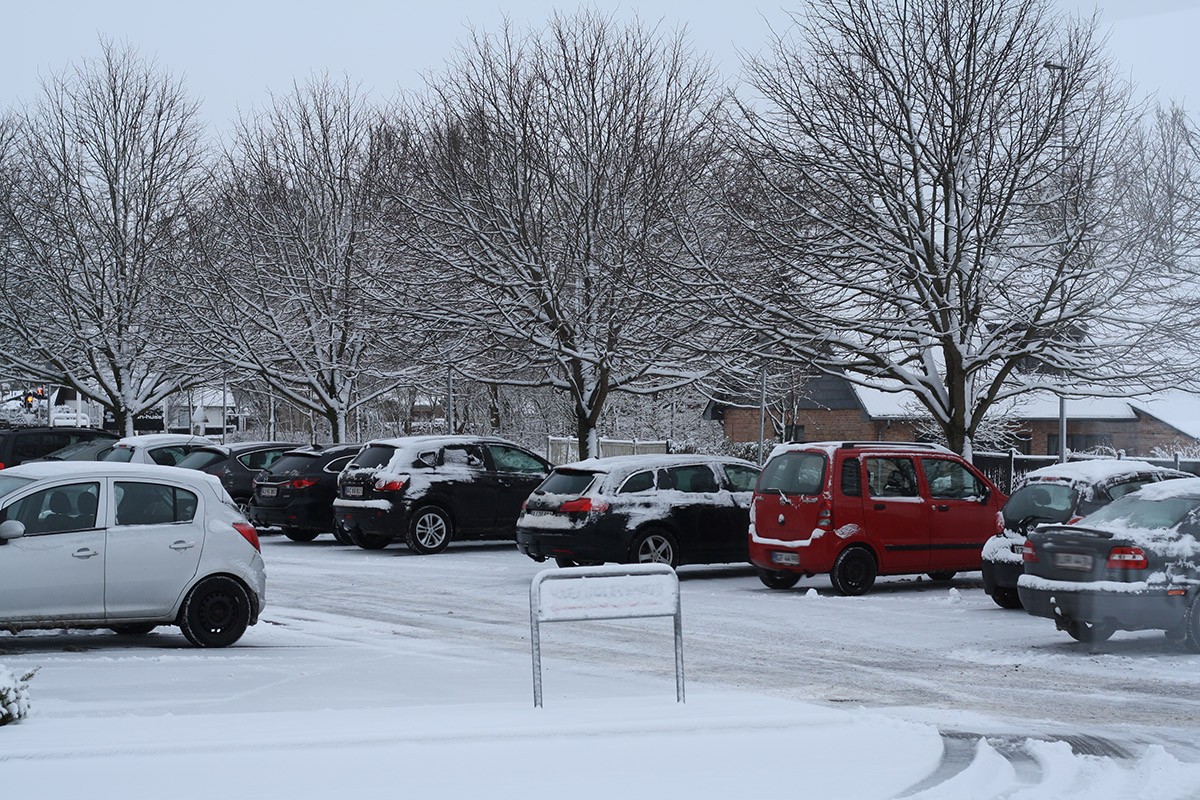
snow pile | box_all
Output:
[0,665,36,725]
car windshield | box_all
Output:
[1002,482,1077,528]
[758,451,826,496]
[0,475,33,500]
[538,469,596,495]
[176,450,227,470]
[1082,493,1200,531]
[40,440,102,460]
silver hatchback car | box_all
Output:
[0,462,266,647]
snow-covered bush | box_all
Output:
[0,665,37,725]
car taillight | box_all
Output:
[1022,540,1038,562]
[1067,516,1083,525]
[558,497,609,514]
[1106,546,1148,570]
[374,476,408,491]
[816,497,832,529]
[233,522,261,552]
[288,477,319,489]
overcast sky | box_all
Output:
[4,1,1200,135]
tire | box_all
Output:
[1183,596,1200,653]
[284,528,320,543]
[405,506,453,555]
[757,568,801,590]
[1064,619,1116,644]
[830,547,877,596]
[555,557,603,568]
[927,570,957,582]
[990,586,1024,610]
[352,530,392,550]
[332,525,353,545]
[178,576,251,648]
[629,529,679,567]
[110,623,157,636]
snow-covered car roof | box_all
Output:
[364,435,520,452]
[112,433,211,448]
[556,453,758,476]
[2,460,227,492]
[1017,459,1189,489]
[1117,476,1200,501]
[766,441,956,461]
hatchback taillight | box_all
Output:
[233,522,261,552]
[558,497,609,514]
[1106,546,1148,570]
[816,497,832,529]
[1022,540,1038,562]
[288,477,319,489]
[374,477,408,491]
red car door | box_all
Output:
[920,457,998,571]
[862,456,930,574]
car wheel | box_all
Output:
[1064,619,1116,644]
[1183,597,1200,653]
[283,528,320,542]
[110,623,157,636]
[990,586,1023,610]
[757,568,801,590]
[405,507,453,555]
[629,529,679,567]
[555,557,603,568]
[332,525,353,545]
[178,576,251,648]
[926,570,957,582]
[352,531,392,550]
[830,547,877,596]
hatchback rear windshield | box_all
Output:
[176,449,227,470]
[104,447,134,463]
[1082,493,1200,531]
[350,445,397,469]
[538,469,597,496]
[758,451,826,496]
[265,453,320,475]
[1002,483,1077,528]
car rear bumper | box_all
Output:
[1017,577,1191,632]
[250,499,333,533]
[515,518,629,564]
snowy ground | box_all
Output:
[3,535,1200,799]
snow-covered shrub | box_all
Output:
[0,665,37,725]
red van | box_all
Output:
[749,442,1006,595]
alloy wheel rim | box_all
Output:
[416,514,447,548]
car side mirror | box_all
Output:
[0,519,26,543]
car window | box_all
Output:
[1003,482,1076,526]
[1084,493,1200,530]
[1,482,100,534]
[149,446,191,466]
[758,452,826,496]
[350,445,396,469]
[866,457,918,498]
[840,457,862,497]
[114,482,198,525]
[618,470,655,493]
[104,446,135,463]
[659,465,719,493]
[538,470,596,495]
[177,449,227,470]
[324,455,355,473]
[921,458,983,500]
[239,448,290,471]
[487,445,546,473]
[440,445,484,468]
[722,464,759,492]
[1107,479,1153,501]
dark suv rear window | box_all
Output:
[266,453,320,475]
[350,445,397,469]
[539,469,597,496]
[759,451,826,496]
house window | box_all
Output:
[783,424,805,443]
[1047,433,1113,455]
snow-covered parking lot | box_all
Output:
[3,536,1200,799]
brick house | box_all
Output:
[705,373,1200,457]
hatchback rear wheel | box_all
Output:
[757,568,801,590]
[630,529,679,567]
[284,528,320,542]
[406,507,452,555]
[178,576,251,648]
[1182,597,1200,653]
[989,586,1023,610]
[830,547,877,596]
[1064,619,1116,644]
[555,557,603,568]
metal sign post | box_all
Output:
[529,563,684,708]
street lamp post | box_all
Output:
[1044,60,1069,463]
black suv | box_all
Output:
[176,441,303,514]
[248,443,363,542]
[335,435,551,553]
[0,426,117,470]
[516,454,760,568]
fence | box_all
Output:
[973,450,1200,495]
[546,436,670,465]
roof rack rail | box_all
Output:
[838,442,949,451]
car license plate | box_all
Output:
[261,487,277,498]
[771,551,800,566]
[346,486,363,497]
[1055,552,1093,571]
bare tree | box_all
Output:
[704,0,1153,456]
[396,11,725,457]
[0,41,206,434]
[188,77,423,442]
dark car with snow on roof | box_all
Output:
[333,436,551,553]
[1018,477,1200,649]
[982,459,1191,610]
[248,443,363,543]
[515,454,760,568]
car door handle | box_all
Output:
[170,540,196,551]
[72,548,99,559]
[874,503,886,511]
[935,505,950,512]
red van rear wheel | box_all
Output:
[830,547,877,596]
